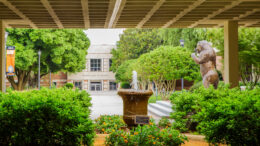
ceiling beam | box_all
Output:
[244,21,259,27]
[40,0,63,29]
[162,0,205,28]
[0,0,37,28]
[108,0,127,28]
[105,0,117,28]
[188,0,244,28]
[81,0,90,28]
[136,0,165,28]
[217,8,260,27]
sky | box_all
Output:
[85,29,124,45]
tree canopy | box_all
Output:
[111,29,163,72]
[6,28,90,90]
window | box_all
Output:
[90,82,102,91]
[74,81,82,90]
[109,82,117,91]
[109,59,112,70]
[53,82,57,87]
[90,59,101,71]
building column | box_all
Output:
[224,21,239,88]
[0,21,6,92]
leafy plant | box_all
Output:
[197,88,260,145]
[95,115,126,134]
[0,88,95,145]
[64,82,74,89]
[106,123,187,146]
[120,82,131,89]
[158,117,171,128]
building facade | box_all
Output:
[68,44,117,92]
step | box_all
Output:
[148,105,169,117]
[149,103,173,115]
[156,101,172,109]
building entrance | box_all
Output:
[90,82,102,91]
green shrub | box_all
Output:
[197,88,260,145]
[158,117,171,128]
[0,88,95,145]
[106,123,187,146]
[170,84,234,132]
[170,86,260,145]
[121,82,131,89]
[95,115,126,134]
[64,82,74,89]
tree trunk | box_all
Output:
[7,69,31,91]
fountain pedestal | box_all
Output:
[118,89,153,127]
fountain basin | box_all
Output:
[118,89,153,127]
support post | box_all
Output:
[0,21,6,92]
[224,21,239,88]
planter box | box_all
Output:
[94,134,226,146]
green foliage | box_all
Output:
[160,28,208,51]
[64,82,74,89]
[120,82,131,89]
[0,88,95,145]
[111,29,163,72]
[197,88,260,145]
[95,115,126,134]
[136,46,200,82]
[115,59,136,83]
[6,28,90,90]
[158,117,171,128]
[7,28,90,74]
[106,124,187,146]
[170,85,232,132]
[170,86,260,145]
[148,95,162,103]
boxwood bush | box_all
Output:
[0,88,95,145]
[170,85,260,145]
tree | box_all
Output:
[159,28,208,51]
[115,59,136,83]
[6,29,90,90]
[111,29,163,72]
[135,46,200,99]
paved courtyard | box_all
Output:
[90,92,123,120]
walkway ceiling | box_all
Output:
[0,0,260,29]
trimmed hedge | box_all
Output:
[170,85,260,145]
[0,88,95,145]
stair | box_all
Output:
[148,101,173,118]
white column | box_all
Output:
[224,21,239,88]
[0,21,6,92]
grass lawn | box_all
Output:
[148,95,162,103]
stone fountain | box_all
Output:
[118,71,153,128]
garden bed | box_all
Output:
[93,134,226,146]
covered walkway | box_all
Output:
[1,0,260,91]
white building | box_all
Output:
[68,44,117,92]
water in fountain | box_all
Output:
[131,70,138,90]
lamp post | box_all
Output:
[38,50,41,90]
[179,39,184,90]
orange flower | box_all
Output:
[148,135,152,137]
[102,128,105,132]
[153,142,156,145]
[124,140,128,143]
[134,132,138,135]
[166,126,168,128]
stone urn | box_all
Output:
[118,89,153,127]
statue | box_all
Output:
[191,41,219,89]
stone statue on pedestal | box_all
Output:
[191,41,219,89]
